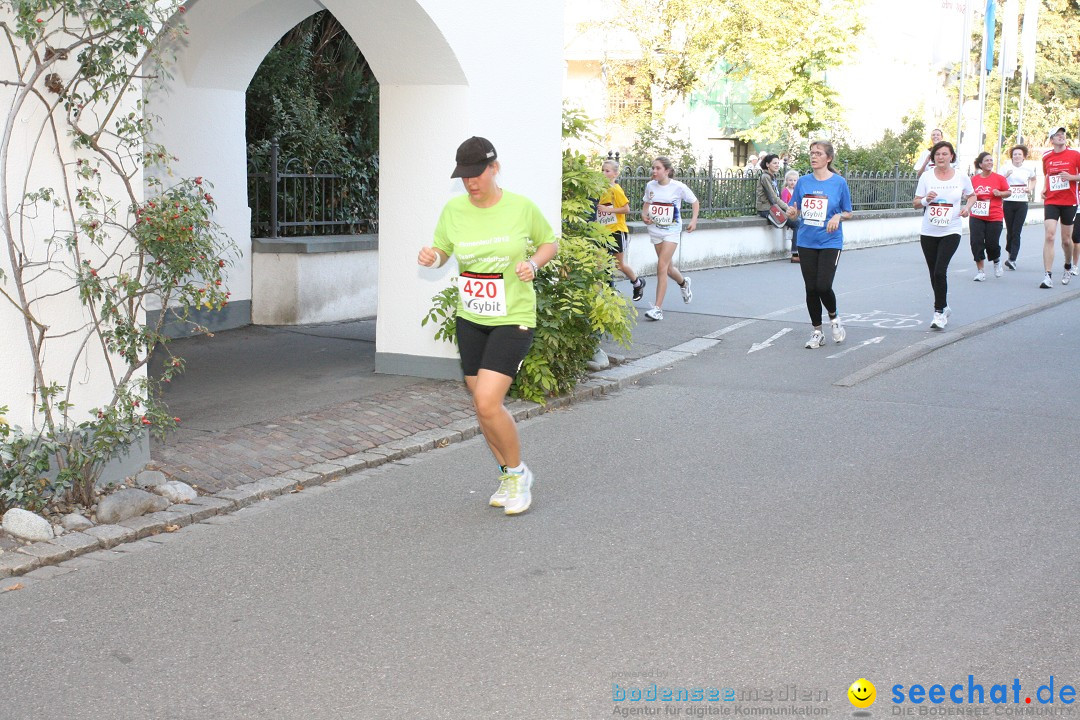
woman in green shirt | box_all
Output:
[417,137,559,515]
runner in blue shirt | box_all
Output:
[787,140,853,349]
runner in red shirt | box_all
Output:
[1039,126,1080,288]
[969,151,1011,280]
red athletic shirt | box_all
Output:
[1042,148,1080,206]
[970,172,1009,222]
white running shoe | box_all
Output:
[1063,270,1071,285]
[1041,273,1053,289]
[942,306,952,320]
[994,261,1003,278]
[680,276,693,304]
[805,329,826,349]
[930,312,944,330]
[1004,259,1017,270]
[490,469,511,507]
[502,466,533,515]
[973,271,986,282]
[1072,266,1079,276]
[644,306,663,321]
[831,318,846,344]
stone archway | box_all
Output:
[151,0,563,379]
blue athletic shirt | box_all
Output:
[790,172,852,250]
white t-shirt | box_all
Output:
[642,180,698,237]
[917,170,974,237]
[998,162,1036,202]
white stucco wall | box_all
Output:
[150,0,564,377]
[0,10,146,429]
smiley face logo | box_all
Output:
[848,678,876,708]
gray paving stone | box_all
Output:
[381,438,425,455]
[0,551,41,577]
[17,541,75,563]
[337,452,386,472]
[48,531,103,554]
[142,510,192,529]
[117,514,168,540]
[303,462,346,484]
[162,504,195,525]
[82,524,138,548]
[214,485,260,508]
[281,468,319,483]
[184,496,234,521]
[248,476,296,498]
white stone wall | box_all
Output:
[0,9,146,428]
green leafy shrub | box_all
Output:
[423,109,635,403]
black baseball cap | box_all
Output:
[451,136,497,178]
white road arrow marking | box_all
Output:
[748,328,792,354]
[827,336,885,359]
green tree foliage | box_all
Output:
[834,114,926,173]
[245,11,379,223]
[424,109,635,404]
[621,120,700,172]
[605,0,864,146]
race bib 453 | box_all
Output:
[801,194,827,227]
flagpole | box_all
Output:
[997,76,1007,165]
[956,0,974,146]
[1017,73,1026,144]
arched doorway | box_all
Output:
[150,0,562,379]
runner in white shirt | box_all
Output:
[998,144,1036,270]
[640,156,699,321]
[914,141,976,330]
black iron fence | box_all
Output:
[614,154,921,217]
[247,148,921,239]
[248,141,377,238]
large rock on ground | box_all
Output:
[153,481,198,505]
[2,508,55,542]
[62,513,94,531]
[95,488,169,525]
[134,470,167,489]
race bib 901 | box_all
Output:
[971,200,990,217]
[459,271,507,317]
[1049,174,1070,192]
[648,203,675,227]
[927,202,953,227]
[801,194,827,227]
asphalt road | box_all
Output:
[3,225,1078,719]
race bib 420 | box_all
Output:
[459,271,507,317]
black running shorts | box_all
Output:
[456,316,534,378]
[1045,205,1077,225]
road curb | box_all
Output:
[834,287,1080,387]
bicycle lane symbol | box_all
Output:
[839,310,923,329]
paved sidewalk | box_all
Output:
[154,380,476,494]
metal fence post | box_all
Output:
[269,139,280,239]
[892,162,900,209]
[706,154,715,214]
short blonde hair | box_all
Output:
[602,159,620,173]
[784,169,799,182]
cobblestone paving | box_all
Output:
[153,380,475,493]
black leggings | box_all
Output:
[798,247,841,327]
[920,234,961,313]
[969,218,1003,262]
[1003,202,1027,262]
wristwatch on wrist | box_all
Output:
[528,259,539,275]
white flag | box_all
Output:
[932,0,970,67]
[1021,0,1040,83]
[1001,0,1019,76]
